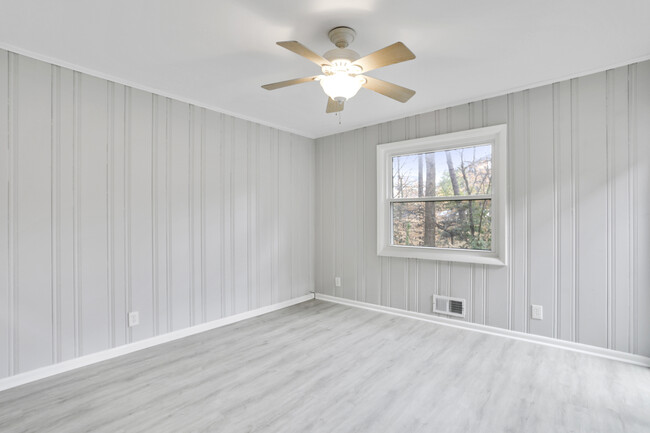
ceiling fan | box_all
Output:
[262,26,416,113]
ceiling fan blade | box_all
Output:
[362,75,415,103]
[277,41,331,67]
[262,76,319,91]
[326,98,344,113]
[353,42,415,73]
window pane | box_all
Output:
[392,200,491,250]
[392,153,421,198]
[392,144,491,198]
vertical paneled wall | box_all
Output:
[315,60,650,357]
[0,49,315,378]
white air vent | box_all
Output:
[433,295,466,318]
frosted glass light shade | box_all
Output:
[319,73,365,102]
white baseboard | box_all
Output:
[315,293,650,368]
[0,294,315,392]
[3,291,645,393]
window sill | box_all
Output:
[377,245,506,266]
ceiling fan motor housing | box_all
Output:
[323,48,361,64]
[325,27,361,67]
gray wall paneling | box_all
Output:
[0,47,9,377]
[554,81,574,343]
[574,73,608,348]
[315,60,650,357]
[15,55,54,371]
[636,61,650,356]
[0,49,315,379]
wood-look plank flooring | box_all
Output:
[1,300,649,432]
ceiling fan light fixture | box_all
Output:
[319,73,366,103]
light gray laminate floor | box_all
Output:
[1,300,649,433]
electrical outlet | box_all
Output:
[128,311,140,327]
[531,305,543,320]
[335,277,341,287]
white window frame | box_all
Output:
[376,124,508,266]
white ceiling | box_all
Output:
[1,0,649,138]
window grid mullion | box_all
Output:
[389,195,491,203]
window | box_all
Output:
[377,124,507,265]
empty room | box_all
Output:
[0,1,649,432]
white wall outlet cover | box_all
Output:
[531,305,543,320]
[335,277,341,287]
[128,312,140,327]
